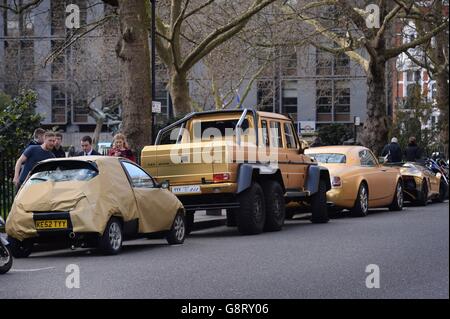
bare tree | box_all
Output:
[398,1,449,155]
[148,0,279,116]
[282,0,449,154]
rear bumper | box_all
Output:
[326,187,355,209]
[177,193,240,212]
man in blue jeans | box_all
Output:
[13,131,56,191]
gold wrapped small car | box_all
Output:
[305,146,404,217]
[395,162,447,205]
[6,156,186,257]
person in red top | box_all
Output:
[108,133,136,162]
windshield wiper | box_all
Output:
[30,177,48,182]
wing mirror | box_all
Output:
[378,157,385,164]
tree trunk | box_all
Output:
[436,70,449,157]
[169,69,192,116]
[116,0,152,155]
[360,57,389,155]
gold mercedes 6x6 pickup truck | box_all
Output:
[141,109,331,235]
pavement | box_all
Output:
[0,201,448,299]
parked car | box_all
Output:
[0,216,13,274]
[305,146,404,217]
[141,109,331,235]
[388,161,447,205]
[6,156,186,257]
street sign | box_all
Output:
[299,121,316,134]
[354,116,361,126]
[152,101,162,113]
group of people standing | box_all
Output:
[13,129,135,190]
[381,136,423,163]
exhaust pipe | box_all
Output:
[69,232,76,239]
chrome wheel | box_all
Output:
[360,186,369,214]
[174,215,185,242]
[0,249,10,267]
[109,222,122,251]
[397,183,404,208]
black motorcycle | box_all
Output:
[0,216,13,274]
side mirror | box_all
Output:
[160,180,170,190]
[378,157,385,164]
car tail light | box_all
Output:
[331,176,342,187]
[213,173,231,183]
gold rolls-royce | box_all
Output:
[305,146,404,216]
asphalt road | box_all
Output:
[0,202,448,299]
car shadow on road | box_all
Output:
[28,241,169,259]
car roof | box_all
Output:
[40,156,127,165]
[305,145,368,155]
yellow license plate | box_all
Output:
[35,220,68,230]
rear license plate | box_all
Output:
[171,185,201,194]
[35,220,68,230]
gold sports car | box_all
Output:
[6,156,186,257]
[393,162,447,205]
[305,146,404,216]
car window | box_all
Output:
[269,121,283,148]
[193,119,250,140]
[359,150,377,166]
[26,168,97,186]
[284,122,297,149]
[261,120,269,147]
[122,162,155,188]
[308,153,346,163]
[25,161,99,186]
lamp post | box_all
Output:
[151,0,156,144]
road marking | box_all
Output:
[11,267,55,272]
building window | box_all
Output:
[257,80,274,112]
[316,80,332,121]
[51,40,66,80]
[316,49,349,76]
[334,80,350,122]
[51,85,67,123]
[335,53,350,75]
[51,1,66,36]
[316,51,332,75]
[281,80,297,119]
[316,80,351,122]
[72,98,89,123]
[281,47,297,76]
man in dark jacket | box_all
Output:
[77,136,101,156]
[381,137,403,163]
[404,136,422,162]
[25,128,45,149]
[52,132,66,158]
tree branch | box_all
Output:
[384,19,449,59]
[180,0,277,72]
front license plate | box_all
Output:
[35,220,68,230]
[171,185,201,194]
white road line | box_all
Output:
[10,267,55,272]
